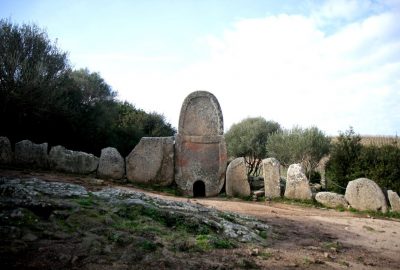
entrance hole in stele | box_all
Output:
[193,180,206,197]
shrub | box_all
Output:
[225,117,281,176]
[267,126,330,179]
[326,127,400,194]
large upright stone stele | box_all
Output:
[262,158,281,199]
[175,91,227,197]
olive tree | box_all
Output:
[225,117,281,176]
[266,126,331,179]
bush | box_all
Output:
[326,127,400,194]
[325,128,362,193]
[267,126,330,179]
[0,20,175,156]
[225,117,281,176]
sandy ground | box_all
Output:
[127,187,400,269]
[2,169,400,269]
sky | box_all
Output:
[1,0,400,135]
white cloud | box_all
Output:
[82,1,400,135]
[168,4,400,135]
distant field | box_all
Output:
[331,135,400,147]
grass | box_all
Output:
[270,197,324,208]
[322,241,342,251]
[347,207,400,219]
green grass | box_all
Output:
[258,230,268,239]
[346,207,400,219]
[270,197,323,208]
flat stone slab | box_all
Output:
[225,157,251,197]
[262,158,281,199]
[49,145,98,174]
[97,147,125,180]
[175,91,227,197]
[284,163,312,200]
[387,190,400,212]
[15,140,48,168]
[126,137,174,186]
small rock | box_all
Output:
[251,248,259,256]
[253,190,265,197]
[22,232,38,242]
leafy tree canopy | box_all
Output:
[267,126,331,178]
[0,19,175,156]
[225,117,281,176]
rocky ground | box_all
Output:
[1,169,400,269]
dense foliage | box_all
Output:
[0,19,175,156]
[225,117,281,176]
[326,128,400,194]
[266,126,331,179]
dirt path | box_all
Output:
[124,187,400,269]
[2,169,400,269]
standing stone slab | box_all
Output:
[15,140,48,168]
[0,136,13,164]
[49,145,98,174]
[387,190,400,212]
[315,192,349,208]
[225,157,251,197]
[262,158,281,199]
[97,147,125,180]
[284,163,312,200]
[175,91,227,197]
[126,137,174,186]
[345,178,388,213]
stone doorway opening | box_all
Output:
[193,180,206,197]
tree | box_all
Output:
[0,20,176,157]
[326,127,400,194]
[267,126,331,179]
[325,127,362,193]
[225,117,281,176]
[0,19,71,142]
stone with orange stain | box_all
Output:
[175,91,227,197]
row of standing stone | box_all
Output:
[0,136,174,184]
[225,157,400,213]
[0,137,124,178]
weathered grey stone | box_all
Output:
[345,178,388,213]
[126,137,174,186]
[175,91,227,197]
[15,140,48,168]
[387,190,400,212]
[226,157,251,197]
[284,163,313,200]
[0,136,13,164]
[315,192,349,208]
[97,147,125,180]
[178,91,224,136]
[316,156,330,190]
[262,158,281,199]
[49,145,98,174]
